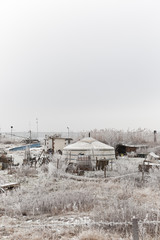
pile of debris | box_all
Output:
[138,152,160,172]
[0,149,13,170]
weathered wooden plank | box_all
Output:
[0,182,20,190]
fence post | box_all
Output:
[132,217,139,240]
[111,160,113,171]
[155,210,159,240]
[141,161,145,184]
[57,158,59,169]
[104,166,106,178]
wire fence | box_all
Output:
[1,217,160,239]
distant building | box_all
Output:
[44,135,72,154]
[115,144,148,158]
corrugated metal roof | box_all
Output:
[120,144,148,148]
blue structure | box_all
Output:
[9,143,41,152]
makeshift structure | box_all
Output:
[63,137,115,170]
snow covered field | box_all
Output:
[0,142,160,239]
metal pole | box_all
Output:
[154,130,157,143]
[36,118,38,139]
[29,130,31,143]
[11,126,13,142]
[67,127,69,139]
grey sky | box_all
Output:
[0,0,160,132]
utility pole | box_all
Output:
[154,130,157,143]
[11,126,13,142]
[67,126,69,139]
[67,127,70,144]
[29,130,32,143]
[36,118,39,139]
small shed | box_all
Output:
[115,144,148,158]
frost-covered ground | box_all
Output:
[0,143,160,239]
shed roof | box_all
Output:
[118,144,148,148]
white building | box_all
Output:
[44,135,72,154]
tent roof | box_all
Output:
[63,137,114,151]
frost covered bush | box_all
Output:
[41,154,67,177]
[15,166,38,178]
[88,128,155,146]
[2,186,96,217]
[78,128,154,147]
[41,164,49,173]
[48,162,59,177]
[114,158,143,174]
[92,175,160,236]
[41,162,66,178]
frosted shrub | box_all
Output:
[15,166,38,178]
[2,187,96,217]
[51,154,66,169]
[91,175,160,236]
[46,154,67,177]
[41,164,48,173]
[46,162,63,178]
[48,162,57,176]
[146,169,160,190]
[115,158,143,174]
[88,128,154,147]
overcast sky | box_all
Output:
[0,0,160,133]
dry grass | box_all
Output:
[76,229,107,240]
[0,169,97,217]
[1,158,160,239]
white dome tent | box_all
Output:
[63,137,115,170]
